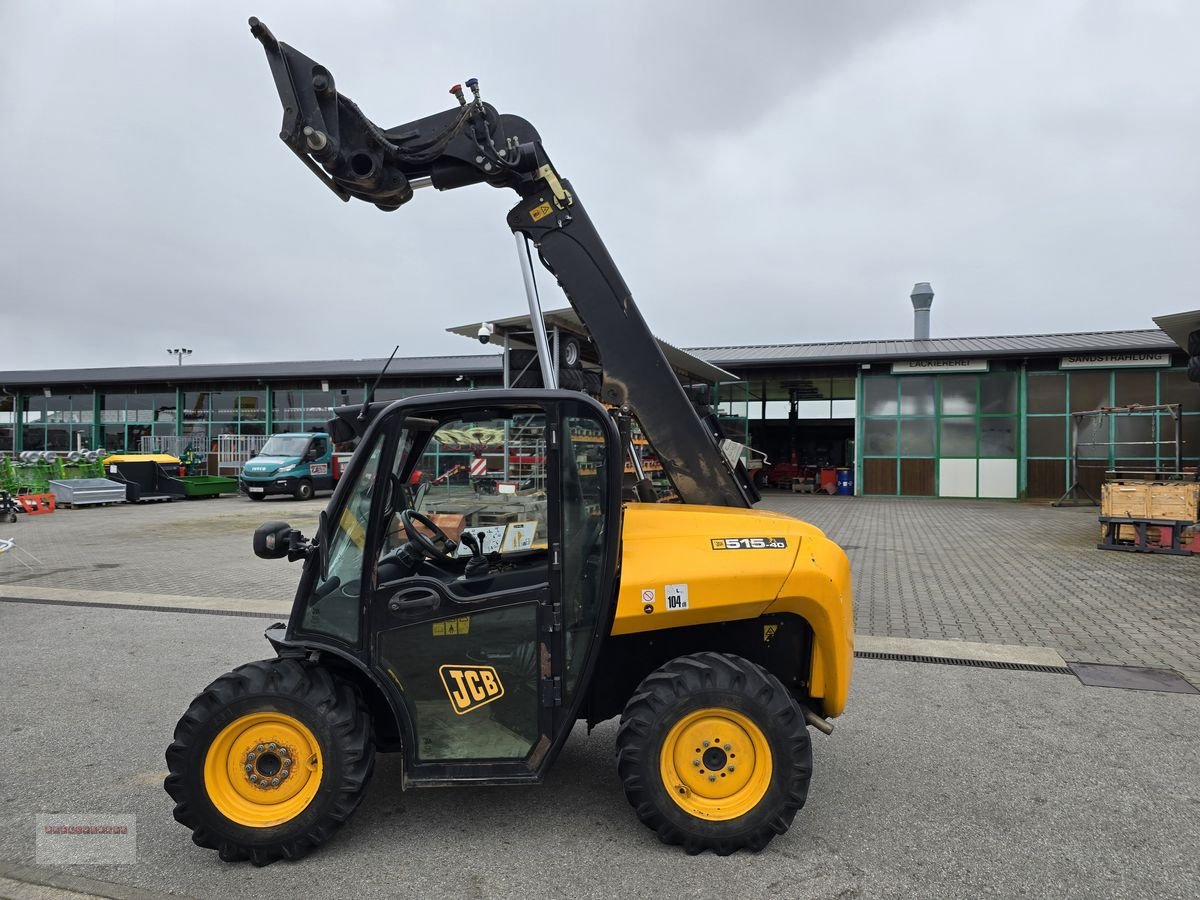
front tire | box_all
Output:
[616,652,812,855]
[294,479,314,501]
[164,658,374,865]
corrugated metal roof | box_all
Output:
[0,354,502,387]
[691,329,1178,367]
[1152,310,1200,352]
[0,329,1181,389]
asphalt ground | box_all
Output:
[1,603,1198,900]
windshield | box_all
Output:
[259,436,310,457]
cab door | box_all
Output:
[367,395,621,784]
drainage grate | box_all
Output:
[854,650,1072,675]
[0,595,281,620]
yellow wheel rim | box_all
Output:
[659,707,773,821]
[203,712,323,828]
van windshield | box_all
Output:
[259,436,310,457]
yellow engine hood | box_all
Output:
[613,503,825,636]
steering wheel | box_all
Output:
[400,509,457,560]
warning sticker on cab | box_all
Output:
[432,616,471,637]
[710,537,788,550]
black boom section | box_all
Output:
[249,18,754,508]
[508,190,752,507]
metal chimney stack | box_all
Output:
[911,282,934,340]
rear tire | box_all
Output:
[294,479,314,501]
[164,658,374,865]
[616,651,812,855]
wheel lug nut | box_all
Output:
[256,744,265,753]
[708,775,717,783]
[268,743,277,751]
[246,752,256,761]
[692,759,700,767]
[702,741,710,748]
[283,758,292,767]
[728,765,735,772]
[245,764,253,773]
[280,769,289,778]
[249,774,258,782]
[271,778,280,786]
[723,743,731,751]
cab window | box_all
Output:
[300,437,385,642]
[398,412,548,561]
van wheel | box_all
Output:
[616,651,812,855]
[294,480,314,501]
[164,658,374,865]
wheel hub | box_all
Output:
[701,746,728,771]
[244,742,294,790]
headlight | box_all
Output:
[278,463,297,473]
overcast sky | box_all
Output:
[1,0,1197,372]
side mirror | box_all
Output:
[253,521,295,559]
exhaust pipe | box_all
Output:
[802,706,834,735]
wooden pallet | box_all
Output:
[1097,516,1194,555]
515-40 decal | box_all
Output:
[710,537,788,550]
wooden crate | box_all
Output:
[1101,482,1149,518]
[1147,482,1200,521]
[1100,480,1199,543]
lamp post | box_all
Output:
[168,348,193,366]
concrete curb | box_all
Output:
[0,586,1069,668]
[855,635,1068,667]
[0,585,288,617]
[0,862,189,900]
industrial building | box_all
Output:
[3,288,1196,500]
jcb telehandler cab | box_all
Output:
[165,19,854,865]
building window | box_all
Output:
[100,391,177,452]
[861,372,1019,498]
[22,392,96,452]
[1024,367,1199,499]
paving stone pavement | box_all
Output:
[767,493,1199,684]
[1,491,1196,683]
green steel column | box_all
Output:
[14,391,23,454]
[854,368,863,496]
[1018,366,1028,498]
[92,390,102,451]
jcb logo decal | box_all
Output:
[439,665,505,715]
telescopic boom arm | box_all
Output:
[249,18,756,508]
